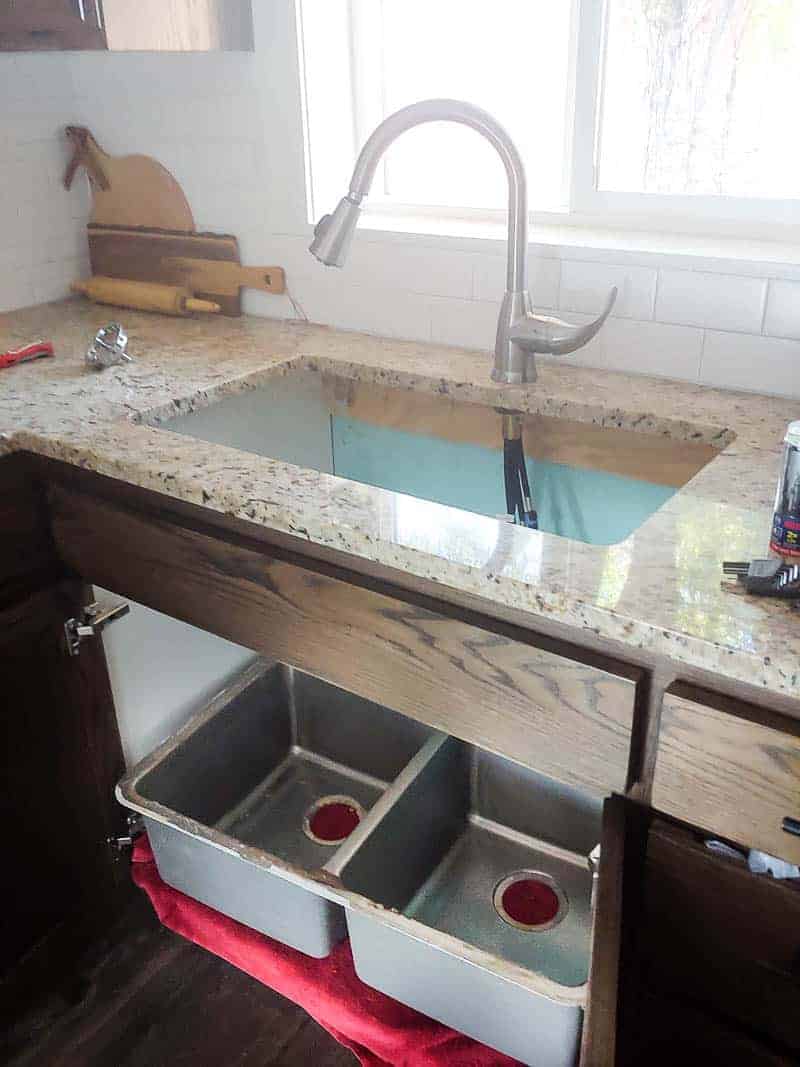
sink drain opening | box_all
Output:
[493,871,567,931]
[303,795,364,845]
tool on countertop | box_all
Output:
[72,277,222,317]
[0,341,54,369]
[722,558,800,598]
[86,323,132,370]
[771,420,800,560]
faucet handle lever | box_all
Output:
[510,287,617,356]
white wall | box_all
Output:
[3,0,800,401]
[1,52,91,312]
[97,591,256,766]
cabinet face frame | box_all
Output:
[6,452,800,1064]
[0,455,126,985]
[28,454,800,791]
[46,478,642,798]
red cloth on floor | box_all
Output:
[132,836,521,1067]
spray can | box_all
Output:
[771,420,800,559]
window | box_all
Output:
[298,0,800,239]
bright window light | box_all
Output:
[298,0,800,237]
[598,0,800,200]
[364,0,574,213]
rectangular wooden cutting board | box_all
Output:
[88,225,285,317]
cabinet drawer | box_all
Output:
[48,485,638,796]
[653,694,800,864]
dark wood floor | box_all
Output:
[2,894,356,1067]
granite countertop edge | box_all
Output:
[1,298,797,702]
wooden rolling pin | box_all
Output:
[71,277,221,317]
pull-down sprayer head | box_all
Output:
[309,195,362,267]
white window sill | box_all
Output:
[358,208,800,281]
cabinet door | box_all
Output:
[581,797,800,1066]
[0,1,106,51]
[0,582,125,978]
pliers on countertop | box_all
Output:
[722,558,800,598]
[0,341,54,369]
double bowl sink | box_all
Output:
[118,660,602,1067]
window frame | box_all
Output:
[299,0,800,244]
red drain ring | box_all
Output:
[493,871,567,931]
[303,795,365,845]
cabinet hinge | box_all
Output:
[64,598,130,656]
[107,813,144,859]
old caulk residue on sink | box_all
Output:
[165,369,718,547]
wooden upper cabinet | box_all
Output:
[0,0,254,52]
[0,0,106,50]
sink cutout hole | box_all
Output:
[303,795,364,845]
[493,871,567,931]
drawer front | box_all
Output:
[48,486,637,796]
[653,694,800,864]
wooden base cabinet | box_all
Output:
[584,797,800,1066]
[0,455,126,1024]
[2,452,799,1067]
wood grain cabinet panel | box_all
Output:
[48,486,638,797]
[0,0,253,51]
[653,693,800,864]
[0,1,106,51]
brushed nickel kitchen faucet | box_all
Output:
[309,99,616,385]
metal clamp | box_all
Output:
[86,322,133,369]
[65,598,130,656]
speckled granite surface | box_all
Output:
[1,298,798,702]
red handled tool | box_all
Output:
[0,341,55,370]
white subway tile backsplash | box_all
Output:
[346,241,474,300]
[763,280,800,341]
[0,271,35,314]
[429,296,500,351]
[472,254,560,307]
[560,261,656,321]
[567,317,704,381]
[656,270,767,333]
[298,276,432,343]
[32,256,89,305]
[4,52,89,312]
[700,331,800,398]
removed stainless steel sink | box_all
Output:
[117,660,434,957]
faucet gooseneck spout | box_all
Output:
[309,99,616,384]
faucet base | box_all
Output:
[491,366,531,386]
[493,291,536,385]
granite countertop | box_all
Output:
[1,298,798,703]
